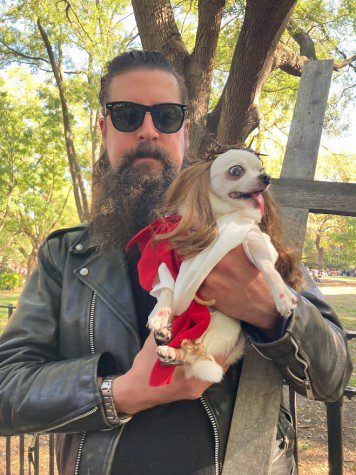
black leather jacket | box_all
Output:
[0,225,352,474]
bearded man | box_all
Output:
[0,50,352,475]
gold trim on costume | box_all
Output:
[194,294,216,307]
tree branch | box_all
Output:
[60,0,96,46]
[317,23,356,73]
[287,19,317,59]
[272,42,309,76]
[131,0,189,71]
[191,0,226,72]
[0,39,49,64]
[287,20,356,73]
[333,54,356,71]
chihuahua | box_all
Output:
[139,148,297,383]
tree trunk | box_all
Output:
[132,0,226,156]
[88,54,101,168]
[183,0,226,155]
[133,1,350,151]
[315,234,324,269]
[214,0,297,144]
[37,20,90,222]
[91,108,101,167]
[25,247,38,281]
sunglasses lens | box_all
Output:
[153,104,184,133]
[110,103,144,132]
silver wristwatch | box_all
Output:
[100,376,132,426]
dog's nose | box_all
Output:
[259,173,271,185]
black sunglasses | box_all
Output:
[105,101,189,134]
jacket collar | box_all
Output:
[69,224,98,256]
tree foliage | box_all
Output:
[0,68,77,277]
[0,0,354,272]
[303,152,355,269]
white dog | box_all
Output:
[135,149,297,383]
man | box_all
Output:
[0,50,352,475]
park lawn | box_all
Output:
[0,289,21,333]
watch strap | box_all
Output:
[100,376,132,426]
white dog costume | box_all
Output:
[127,149,297,385]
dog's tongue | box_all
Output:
[251,192,265,215]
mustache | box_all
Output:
[117,143,173,170]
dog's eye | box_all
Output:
[229,165,244,177]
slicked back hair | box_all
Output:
[99,50,189,112]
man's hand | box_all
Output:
[199,245,282,339]
[112,333,229,415]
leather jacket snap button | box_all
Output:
[80,268,89,276]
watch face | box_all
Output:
[102,380,111,390]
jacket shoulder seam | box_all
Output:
[46,223,89,241]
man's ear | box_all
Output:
[99,116,107,146]
[184,118,190,150]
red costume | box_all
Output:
[126,217,211,386]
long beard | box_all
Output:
[91,144,178,254]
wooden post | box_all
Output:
[278,60,334,252]
[223,345,282,475]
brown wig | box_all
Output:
[155,155,304,291]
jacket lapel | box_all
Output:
[70,227,140,343]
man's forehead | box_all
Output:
[107,69,182,104]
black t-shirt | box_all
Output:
[111,259,216,474]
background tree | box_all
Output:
[303,152,355,270]
[0,0,133,221]
[0,0,354,269]
[0,68,77,278]
[131,0,355,154]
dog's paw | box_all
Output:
[148,307,171,330]
[154,324,172,343]
[156,345,178,365]
[274,289,297,317]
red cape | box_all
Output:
[126,217,211,386]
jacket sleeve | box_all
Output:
[245,291,353,401]
[0,238,117,436]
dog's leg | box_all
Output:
[147,287,174,342]
[243,233,297,316]
[157,339,224,383]
[156,342,197,365]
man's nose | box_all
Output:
[137,112,159,142]
[258,173,271,185]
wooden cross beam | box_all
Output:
[271,179,356,217]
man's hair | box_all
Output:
[99,50,189,111]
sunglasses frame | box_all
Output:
[105,101,189,134]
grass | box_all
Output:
[318,279,356,387]
[0,289,21,332]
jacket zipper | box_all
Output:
[287,335,314,399]
[75,432,87,475]
[200,395,221,475]
[89,291,97,354]
[248,332,314,399]
[74,291,98,475]
[28,407,99,466]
